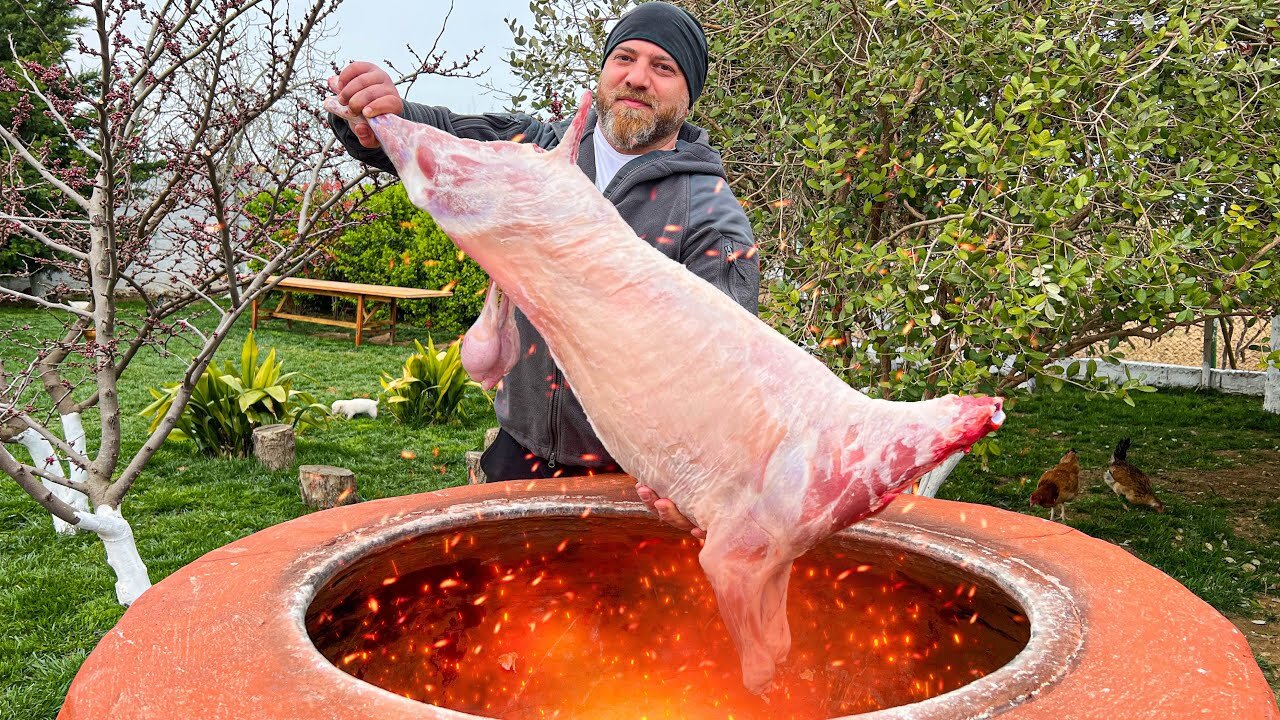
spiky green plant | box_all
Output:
[141,332,330,458]
[380,338,482,426]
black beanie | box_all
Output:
[601,2,708,105]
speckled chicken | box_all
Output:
[1105,438,1164,512]
[1029,449,1080,521]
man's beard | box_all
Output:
[595,89,686,152]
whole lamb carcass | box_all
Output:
[326,93,1005,693]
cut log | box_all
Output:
[253,424,295,471]
[299,465,358,509]
[465,427,501,484]
[465,451,485,484]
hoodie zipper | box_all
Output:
[547,368,562,468]
[723,240,734,288]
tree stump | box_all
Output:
[465,427,502,485]
[252,424,295,471]
[465,451,484,484]
[298,465,358,509]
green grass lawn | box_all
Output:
[2,303,1278,716]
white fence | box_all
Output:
[1071,317,1278,413]
[1072,358,1266,396]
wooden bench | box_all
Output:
[251,276,453,346]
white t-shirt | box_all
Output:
[592,130,639,193]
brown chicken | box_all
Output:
[1104,438,1165,512]
[1029,449,1080,521]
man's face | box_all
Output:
[595,39,690,153]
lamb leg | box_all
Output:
[699,512,799,694]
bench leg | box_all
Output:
[389,298,398,345]
[251,296,259,330]
[277,293,293,329]
[355,295,365,347]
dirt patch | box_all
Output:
[1228,594,1280,699]
[1080,318,1272,370]
[1161,451,1280,505]
[311,330,399,345]
[1159,452,1280,543]
[1163,453,1280,697]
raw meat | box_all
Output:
[460,282,520,391]
[326,93,1004,693]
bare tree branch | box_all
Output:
[6,36,103,164]
[0,123,91,210]
[0,445,79,525]
[0,286,93,317]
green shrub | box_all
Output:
[380,338,482,426]
[326,185,489,335]
[141,332,330,458]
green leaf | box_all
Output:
[238,389,267,413]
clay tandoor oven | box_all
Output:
[61,476,1278,719]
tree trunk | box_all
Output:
[1201,319,1217,388]
[912,451,965,498]
[252,424,295,471]
[299,465,358,509]
[12,429,86,535]
[1265,317,1280,415]
[59,413,92,512]
[76,505,152,606]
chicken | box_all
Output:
[1029,449,1080,521]
[325,92,1005,693]
[1105,437,1164,512]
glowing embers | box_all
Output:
[306,518,1029,719]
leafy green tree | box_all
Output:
[505,0,1280,412]
[325,185,489,333]
[0,0,86,274]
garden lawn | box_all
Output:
[2,303,1278,716]
[0,304,492,718]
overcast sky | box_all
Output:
[317,1,539,114]
[69,2,545,114]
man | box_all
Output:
[328,2,754,535]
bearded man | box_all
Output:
[327,2,758,517]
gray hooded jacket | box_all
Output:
[330,103,759,467]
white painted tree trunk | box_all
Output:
[1201,319,1217,388]
[58,413,92,512]
[12,428,86,535]
[1265,317,1280,415]
[912,451,966,498]
[76,505,152,606]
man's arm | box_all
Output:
[327,61,538,175]
[637,485,706,539]
[328,104,537,176]
[679,174,760,314]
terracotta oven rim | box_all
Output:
[286,497,1084,720]
[59,476,1279,720]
